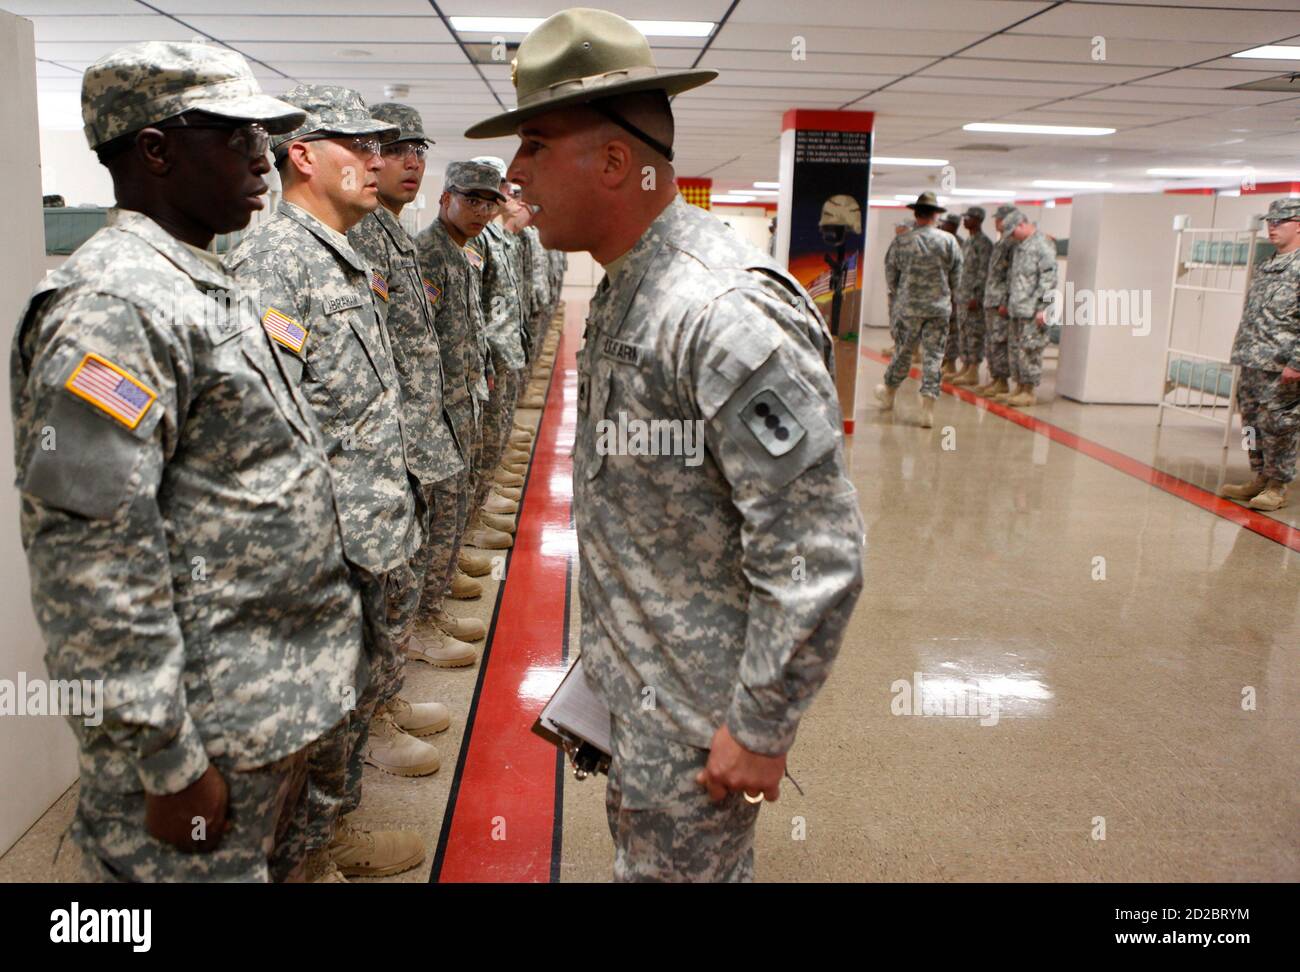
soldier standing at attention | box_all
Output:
[938,212,962,379]
[974,204,1020,398]
[468,9,864,882]
[346,104,487,659]
[226,85,435,881]
[950,207,993,388]
[1220,198,1300,512]
[1001,211,1059,408]
[875,191,963,428]
[11,42,363,882]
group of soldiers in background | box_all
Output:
[877,193,1059,424]
[11,41,565,882]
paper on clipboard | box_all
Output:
[535,656,611,757]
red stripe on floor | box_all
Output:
[861,347,1300,553]
[435,320,578,882]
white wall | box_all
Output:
[39,128,113,207]
[0,9,80,856]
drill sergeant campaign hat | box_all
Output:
[445,160,509,202]
[370,102,433,144]
[270,84,399,156]
[964,206,986,220]
[1263,198,1300,222]
[905,191,945,214]
[463,7,718,161]
[81,41,306,149]
[1002,210,1029,233]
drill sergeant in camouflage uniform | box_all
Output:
[875,192,962,429]
[10,42,363,882]
[1220,197,1300,512]
[468,8,864,882]
[1001,211,1058,408]
[882,221,914,355]
[347,105,485,660]
[950,206,993,387]
[975,204,1020,397]
[938,212,962,377]
[225,85,433,880]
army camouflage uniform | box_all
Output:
[349,203,468,628]
[520,225,552,358]
[1232,238,1300,484]
[471,220,528,512]
[13,210,365,881]
[1004,219,1059,389]
[575,196,865,881]
[958,227,993,366]
[882,224,963,397]
[883,227,911,347]
[983,211,1020,380]
[226,194,420,849]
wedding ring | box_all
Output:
[743,791,764,804]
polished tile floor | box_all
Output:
[2,316,1295,883]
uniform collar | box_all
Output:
[1261,247,1300,271]
[372,205,415,254]
[591,195,680,332]
[109,208,233,289]
[278,200,369,273]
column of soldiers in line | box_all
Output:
[10,42,566,882]
[877,193,1059,426]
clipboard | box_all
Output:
[531,656,612,779]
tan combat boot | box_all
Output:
[447,570,483,599]
[464,515,513,549]
[365,711,441,777]
[328,817,426,879]
[388,696,451,737]
[495,467,524,488]
[940,360,957,380]
[405,628,477,668]
[1006,384,1037,407]
[1220,475,1268,501]
[483,492,518,515]
[951,363,980,387]
[479,511,516,535]
[433,607,486,643]
[918,395,935,428]
[989,378,1012,401]
[874,383,896,411]
[305,850,349,883]
[458,548,493,577]
[1247,481,1288,511]
[494,484,522,502]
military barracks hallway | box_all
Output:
[1,295,1293,884]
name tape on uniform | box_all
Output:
[261,307,308,353]
[64,352,157,429]
[323,294,363,315]
[600,336,643,367]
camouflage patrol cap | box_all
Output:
[1002,210,1029,232]
[1263,197,1300,222]
[270,84,399,154]
[470,156,509,181]
[370,102,432,144]
[964,206,986,220]
[994,204,1018,219]
[81,41,306,149]
[941,212,961,227]
[445,160,508,202]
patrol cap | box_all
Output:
[464,8,716,140]
[941,212,961,227]
[270,84,398,154]
[370,102,432,144]
[81,41,306,150]
[994,204,1018,219]
[1263,197,1300,222]
[1002,210,1030,233]
[445,160,509,202]
[964,206,986,220]
[470,156,509,181]
[906,190,945,214]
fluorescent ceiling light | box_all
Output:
[1231,45,1300,60]
[950,188,1016,197]
[869,198,904,206]
[753,181,780,189]
[873,156,949,166]
[1032,179,1112,189]
[712,194,757,203]
[964,122,1114,136]
[1146,167,1249,178]
[450,17,714,37]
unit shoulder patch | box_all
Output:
[739,387,807,458]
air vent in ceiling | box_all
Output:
[463,41,520,66]
[1229,73,1300,93]
[953,143,1016,153]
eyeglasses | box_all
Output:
[298,133,384,158]
[156,119,270,160]
[450,188,501,214]
[382,141,428,161]
[1265,218,1299,227]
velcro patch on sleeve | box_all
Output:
[371,270,390,302]
[423,278,442,304]
[463,246,483,270]
[739,388,807,457]
[63,352,157,430]
[261,306,308,354]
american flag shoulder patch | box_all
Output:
[423,277,441,305]
[261,306,308,354]
[463,246,483,270]
[64,352,157,430]
[371,270,390,302]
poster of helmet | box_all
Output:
[775,111,874,430]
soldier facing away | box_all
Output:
[1001,210,1059,408]
[467,8,865,882]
